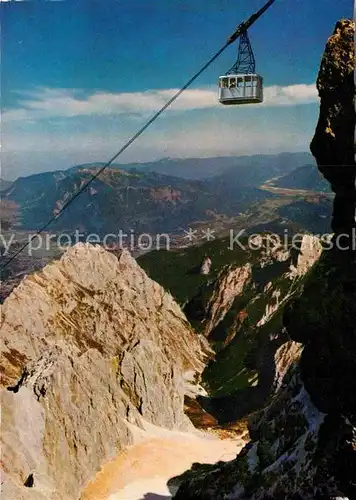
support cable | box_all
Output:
[0,0,276,272]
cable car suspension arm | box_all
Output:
[227,0,277,45]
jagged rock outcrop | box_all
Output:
[183,234,321,423]
[201,262,252,337]
[310,18,355,235]
[174,365,355,499]
[173,369,323,500]
[295,17,356,422]
[186,234,322,342]
[1,243,212,499]
[288,234,323,277]
[174,251,356,498]
[173,19,356,499]
[200,256,212,275]
[284,251,356,416]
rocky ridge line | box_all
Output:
[1,243,212,499]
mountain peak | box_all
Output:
[1,243,212,499]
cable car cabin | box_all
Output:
[218,74,263,105]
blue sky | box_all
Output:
[1,0,354,179]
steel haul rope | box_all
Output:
[0,0,276,272]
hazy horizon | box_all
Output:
[1,150,315,182]
[2,0,351,179]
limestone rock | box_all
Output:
[284,250,356,415]
[1,243,212,499]
[310,19,356,235]
[201,262,252,337]
[272,339,302,392]
[200,256,212,275]
[288,234,323,277]
[174,362,356,499]
[187,234,321,341]
[183,234,320,424]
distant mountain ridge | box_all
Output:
[69,152,314,181]
[1,152,318,237]
[2,166,273,235]
[6,152,314,184]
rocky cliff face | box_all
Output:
[1,243,211,499]
[200,262,252,338]
[310,18,356,235]
[174,255,356,499]
[173,19,356,499]
[174,255,356,500]
[184,234,322,342]
[183,234,321,423]
[139,231,322,428]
